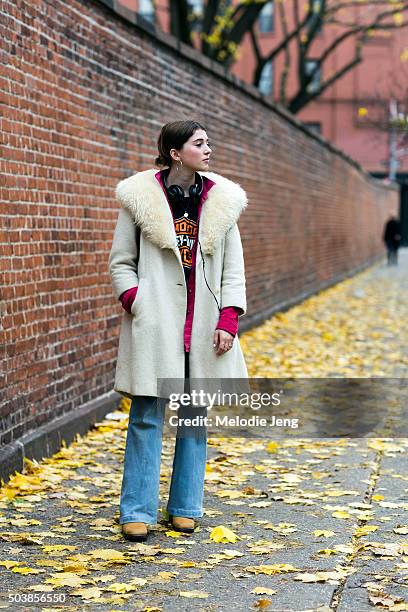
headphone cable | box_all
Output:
[199,240,221,312]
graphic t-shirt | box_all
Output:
[170,193,199,285]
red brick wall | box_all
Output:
[1,0,398,446]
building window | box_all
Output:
[188,0,204,31]
[259,60,273,96]
[258,1,274,34]
[188,0,203,13]
[305,59,321,94]
[138,0,155,24]
[305,122,322,135]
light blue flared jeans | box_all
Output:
[119,353,207,525]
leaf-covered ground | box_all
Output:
[1,254,407,611]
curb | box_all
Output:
[0,391,121,485]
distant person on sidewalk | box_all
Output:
[108,120,249,543]
[383,216,402,265]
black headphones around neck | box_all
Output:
[163,167,221,313]
[163,168,203,205]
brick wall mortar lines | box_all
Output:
[1,0,398,446]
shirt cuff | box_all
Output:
[119,286,138,314]
[216,306,240,337]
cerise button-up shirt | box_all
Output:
[118,170,241,351]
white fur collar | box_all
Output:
[115,168,247,255]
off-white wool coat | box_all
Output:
[108,167,249,400]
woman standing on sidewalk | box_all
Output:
[108,120,248,541]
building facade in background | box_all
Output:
[121,0,408,178]
[233,0,408,178]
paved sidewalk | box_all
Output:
[0,252,407,611]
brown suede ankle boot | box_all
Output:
[170,516,195,533]
[121,522,148,542]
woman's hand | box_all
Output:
[213,329,234,356]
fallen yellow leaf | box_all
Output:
[210,525,239,543]
[332,511,351,519]
[354,525,379,538]
[251,587,277,595]
[71,587,102,599]
[88,549,127,561]
[245,563,300,575]
[41,544,77,553]
[11,567,43,575]
[165,530,184,538]
[0,560,21,569]
[317,549,338,556]
[313,530,335,538]
[105,583,138,593]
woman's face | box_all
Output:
[171,129,212,172]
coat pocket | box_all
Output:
[130,278,146,316]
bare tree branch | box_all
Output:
[202,0,268,62]
[263,9,316,64]
[299,5,408,93]
[222,2,267,45]
[249,25,262,64]
[303,0,326,54]
[325,0,408,15]
[167,0,408,114]
[278,0,291,106]
[289,43,363,113]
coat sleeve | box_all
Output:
[108,207,140,300]
[220,223,247,316]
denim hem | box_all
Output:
[167,508,203,518]
[120,514,157,526]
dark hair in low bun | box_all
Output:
[155,120,206,168]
